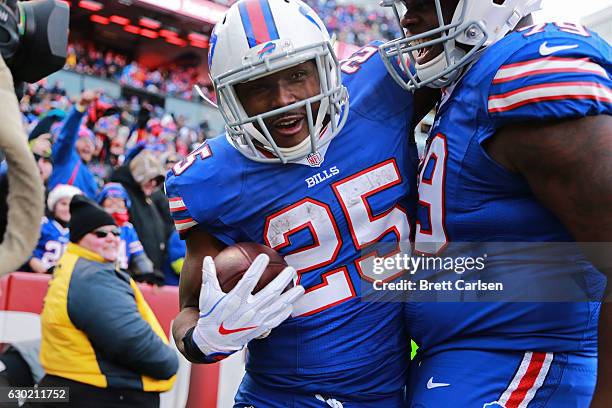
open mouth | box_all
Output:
[270,114,305,137]
[410,36,441,65]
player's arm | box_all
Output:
[484,114,612,406]
[173,227,226,357]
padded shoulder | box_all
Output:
[164,136,246,239]
[341,41,414,120]
[464,23,612,129]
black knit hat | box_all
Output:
[69,195,117,243]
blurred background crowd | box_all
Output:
[13,82,200,286]
[66,41,210,100]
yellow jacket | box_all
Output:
[40,243,177,391]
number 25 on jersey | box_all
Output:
[264,159,412,317]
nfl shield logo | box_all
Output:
[306,152,323,167]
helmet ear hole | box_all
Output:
[493,0,506,4]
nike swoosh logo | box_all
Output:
[539,42,578,56]
[427,377,450,389]
[218,322,257,335]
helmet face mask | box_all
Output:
[379,0,542,91]
[209,0,349,164]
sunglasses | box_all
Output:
[91,229,121,238]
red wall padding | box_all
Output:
[0,272,219,408]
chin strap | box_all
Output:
[246,95,331,160]
[415,41,465,88]
[275,135,313,156]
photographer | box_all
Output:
[0,0,68,275]
[0,54,44,275]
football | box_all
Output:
[215,242,290,294]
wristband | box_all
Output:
[182,327,233,364]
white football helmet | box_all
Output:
[379,0,542,90]
[208,0,349,164]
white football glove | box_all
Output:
[192,254,304,359]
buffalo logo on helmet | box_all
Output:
[257,42,277,60]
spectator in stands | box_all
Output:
[28,108,66,141]
[33,148,53,186]
[134,100,153,142]
[48,81,66,97]
[38,195,177,408]
[47,90,99,198]
[110,150,173,282]
[97,182,161,284]
[162,152,181,172]
[28,184,81,273]
[0,133,54,249]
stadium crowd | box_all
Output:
[4,79,215,287]
[66,42,211,101]
[61,0,399,105]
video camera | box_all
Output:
[0,0,69,84]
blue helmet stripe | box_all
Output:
[238,1,258,48]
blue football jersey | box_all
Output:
[409,23,610,355]
[117,223,145,271]
[166,44,418,399]
[32,216,69,270]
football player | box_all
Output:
[165,0,436,406]
[380,0,611,406]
